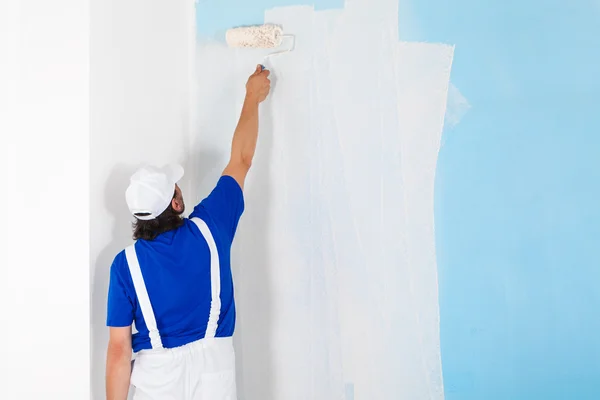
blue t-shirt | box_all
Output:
[106,175,244,352]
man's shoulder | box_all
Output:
[187,205,211,226]
[111,246,137,275]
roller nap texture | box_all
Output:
[225,24,283,48]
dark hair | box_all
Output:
[132,191,184,241]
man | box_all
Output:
[105,65,271,400]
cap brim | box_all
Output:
[163,164,184,184]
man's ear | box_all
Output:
[172,197,183,213]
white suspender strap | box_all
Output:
[125,244,163,349]
[191,217,221,339]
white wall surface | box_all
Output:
[194,1,454,399]
[0,0,89,398]
[90,0,195,398]
[2,0,452,398]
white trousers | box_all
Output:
[131,337,237,400]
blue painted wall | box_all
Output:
[400,1,600,399]
[196,0,342,37]
[197,1,600,398]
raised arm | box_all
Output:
[222,65,271,190]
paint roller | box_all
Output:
[225,24,295,69]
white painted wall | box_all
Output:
[90,0,194,398]
[3,0,452,398]
[85,0,454,399]
[195,1,454,398]
[0,0,89,398]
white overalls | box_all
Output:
[125,217,237,400]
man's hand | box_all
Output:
[245,65,271,104]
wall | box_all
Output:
[195,0,453,398]
[196,0,600,399]
[0,0,89,398]
[399,2,600,399]
[89,0,195,398]
[85,0,600,399]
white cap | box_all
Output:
[125,164,184,220]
